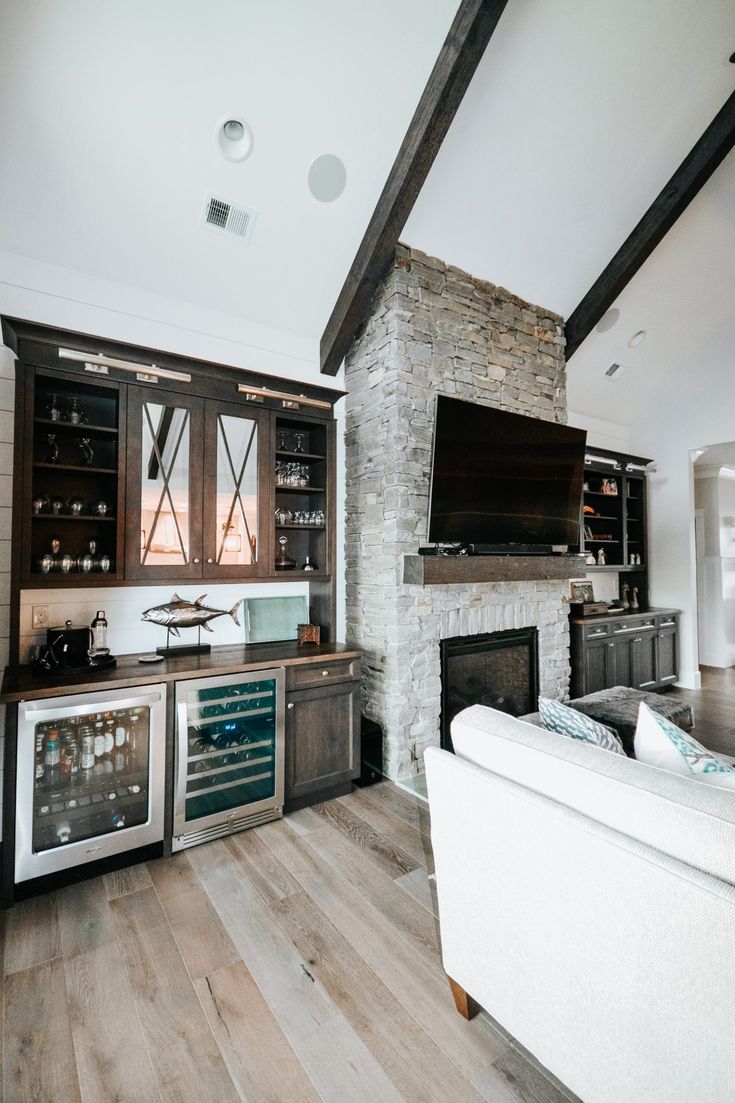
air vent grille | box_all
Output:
[202,195,257,242]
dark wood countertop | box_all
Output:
[569,607,679,625]
[0,641,361,703]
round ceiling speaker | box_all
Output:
[216,116,254,163]
[595,308,620,333]
[308,154,347,202]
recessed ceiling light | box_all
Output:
[596,308,620,333]
[308,154,347,202]
[216,116,253,163]
[628,330,647,348]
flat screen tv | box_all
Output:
[428,396,587,546]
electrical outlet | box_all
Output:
[32,605,49,629]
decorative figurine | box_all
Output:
[630,586,640,611]
[596,547,606,566]
[78,437,94,466]
[302,555,316,572]
[46,434,59,463]
[621,582,630,610]
[141,593,244,657]
[275,535,296,570]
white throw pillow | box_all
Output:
[634,702,735,789]
[538,697,625,756]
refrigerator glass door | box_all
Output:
[175,668,283,847]
[16,684,166,882]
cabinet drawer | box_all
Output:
[584,623,610,640]
[613,619,655,635]
[656,615,678,629]
[286,658,359,690]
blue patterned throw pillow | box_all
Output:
[538,697,625,756]
[635,702,735,789]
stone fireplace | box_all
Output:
[344,244,572,781]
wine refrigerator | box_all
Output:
[15,683,167,882]
[173,668,284,850]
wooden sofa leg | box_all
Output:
[448,977,480,1020]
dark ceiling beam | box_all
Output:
[319,0,509,375]
[565,90,735,359]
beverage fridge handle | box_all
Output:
[175,701,190,820]
[19,690,165,724]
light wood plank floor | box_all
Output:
[1,782,577,1103]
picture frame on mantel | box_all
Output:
[570,580,595,604]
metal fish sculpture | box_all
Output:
[142,593,243,636]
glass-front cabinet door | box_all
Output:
[202,401,270,577]
[173,669,284,849]
[15,684,167,882]
[126,387,204,579]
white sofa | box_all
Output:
[424,704,735,1103]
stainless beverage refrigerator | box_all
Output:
[173,668,284,850]
[15,683,167,882]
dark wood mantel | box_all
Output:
[403,554,588,587]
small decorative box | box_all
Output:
[297,623,320,645]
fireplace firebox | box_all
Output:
[440,628,539,752]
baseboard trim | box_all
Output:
[675,670,702,690]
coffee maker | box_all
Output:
[35,616,116,673]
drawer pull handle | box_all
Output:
[287,702,294,710]
[660,621,675,628]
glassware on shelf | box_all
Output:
[293,432,305,454]
[46,434,59,463]
[68,397,84,425]
[275,535,296,570]
[32,495,50,515]
[68,497,85,517]
[275,506,292,526]
[78,437,95,466]
[302,556,316,571]
[93,499,109,516]
[277,430,289,450]
[60,552,75,573]
[51,497,65,516]
[46,394,61,422]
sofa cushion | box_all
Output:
[450,704,735,885]
[635,702,735,790]
[538,697,625,756]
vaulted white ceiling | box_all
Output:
[404,0,734,320]
[0,0,457,340]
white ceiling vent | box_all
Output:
[202,195,257,243]
[604,362,626,380]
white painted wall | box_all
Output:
[694,470,735,669]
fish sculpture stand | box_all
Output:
[142,593,244,657]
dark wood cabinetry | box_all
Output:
[578,448,651,606]
[2,318,344,641]
[570,611,680,698]
[284,678,360,811]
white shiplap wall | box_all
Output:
[0,347,15,837]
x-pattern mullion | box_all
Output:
[142,404,189,564]
[217,414,257,564]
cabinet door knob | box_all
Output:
[192,556,200,564]
[287,702,294,710]
[608,643,614,649]
[322,670,329,677]
[206,557,214,564]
